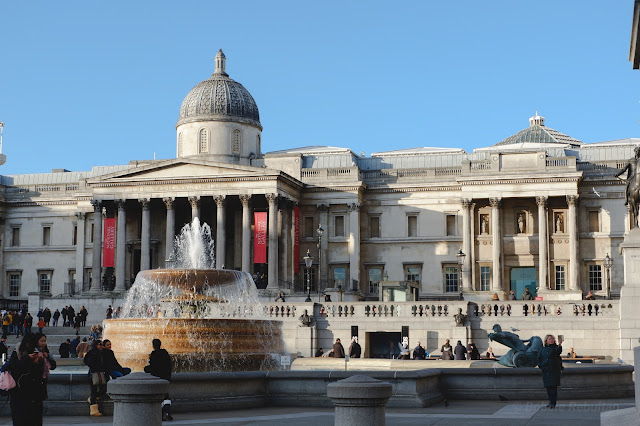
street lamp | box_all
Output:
[304,249,313,302]
[603,253,613,300]
[456,249,466,294]
[316,224,324,293]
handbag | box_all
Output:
[0,371,16,391]
[91,372,108,386]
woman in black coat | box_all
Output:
[453,341,466,360]
[537,334,563,408]
[84,339,108,416]
[8,333,47,426]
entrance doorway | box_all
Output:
[510,267,537,299]
[366,331,401,359]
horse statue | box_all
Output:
[488,324,543,368]
[615,146,640,229]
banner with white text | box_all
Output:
[294,207,300,273]
[254,212,267,264]
[102,218,116,267]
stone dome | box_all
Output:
[177,50,261,129]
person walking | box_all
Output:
[84,340,108,417]
[7,333,48,425]
[440,339,454,360]
[348,337,361,358]
[144,339,173,421]
[454,340,466,360]
[537,334,564,408]
[102,339,131,379]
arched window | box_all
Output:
[256,134,261,156]
[232,129,241,154]
[177,133,183,157]
[199,129,208,153]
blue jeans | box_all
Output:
[109,368,131,379]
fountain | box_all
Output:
[102,218,285,372]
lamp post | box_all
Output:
[603,253,613,300]
[316,224,324,292]
[304,249,313,302]
[456,249,466,294]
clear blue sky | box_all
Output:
[0,1,638,175]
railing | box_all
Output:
[64,281,76,295]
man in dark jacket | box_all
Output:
[59,339,70,358]
[413,342,427,360]
[348,337,361,358]
[331,338,345,358]
[454,341,467,360]
[69,335,80,358]
[144,339,172,420]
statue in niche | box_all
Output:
[299,309,313,327]
[453,308,468,326]
[488,324,543,368]
[517,213,525,234]
[480,215,489,234]
[555,213,564,233]
[615,146,640,228]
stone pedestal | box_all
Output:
[295,324,315,358]
[327,375,392,426]
[619,228,640,363]
[107,372,170,426]
[600,342,640,423]
[451,325,469,347]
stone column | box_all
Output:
[140,198,151,271]
[214,195,226,269]
[327,375,392,426]
[567,195,580,291]
[164,198,175,264]
[461,199,472,292]
[107,372,170,426]
[266,193,279,290]
[240,195,252,273]
[75,212,86,293]
[348,203,361,292]
[536,196,549,291]
[115,200,127,291]
[280,198,291,288]
[490,197,503,292]
[317,204,329,290]
[90,200,103,293]
[189,196,200,221]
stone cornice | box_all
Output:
[459,176,581,186]
[90,174,302,189]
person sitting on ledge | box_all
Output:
[491,293,500,301]
[275,293,285,302]
[485,347,496,359]
[585,291,596,300]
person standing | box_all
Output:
[59,339,71,358]
[348,337,361,358]
[537,334,564,409]
[105,305,113,320]
[7,333,47,425]
[467,342,481,360]
[43,308,52,327]
[36,317,46,334]
[331,338,345,358]
[52,309,60,327]
[440,339,454,360]
[80,306,88,327]
[144,339,173,421]
[67,306,75,327]
[0,335,9,361]
[84,340,108,416]
[61,306,68,327]
[454,341,466,360]
[522,287,534,300]
[412,342,426,360]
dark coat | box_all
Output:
[467,344,481,360]
[537,344,563,387]
[412,345,426,360]
[331,342,345,358]
[348,342,361,358]
[84,347,107,373]
[8,350,47,402]
[441,344,453,360]
[58,342,70,358]
[454,343,466,360]
[144,348,171,380]
[102,349,125,374]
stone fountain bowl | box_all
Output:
[103,318,285,372]
[136,268,250,292]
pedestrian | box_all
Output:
[70,334,80,358]
[537,334,564,409]
[24,313,33,335]
[52,309,60,327]
[80,306,88,327]
[331,338,345,358]
[34,332,57,399]
[84,339,108,417]
[7,333,48,425]
[412,341,427,360]
[454,340,466,360]
[102,339,131,379]
[440,339,454,360]
[144,339,173,421]
[522,287,534,300]
[61,306,68,327]
[13,311,22,336]
[348,337,361,358]
[467,342,481,360]
[59,339,71,358]
[67,306,75,326]
[0,335,9,361]
[76,338,91,358]
[2,311,9,336]
[105,305,113,320]
[36,317,45,334]
[508,290,516,300]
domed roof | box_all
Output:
[494,112,581,147]
[177,50,261,129]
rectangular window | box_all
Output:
[90,223,95,243]
[73,225,78,246]
[589,211,600,233]
[42,226,51,246]
[589,264,602,291]
[334,215,345,237]
[555,265,566,290]
[446,214,456,236]
[11,227,20,247]
[480,266,491,291]
[303,217,314,238]
[405,265,421,283]
[39,272,52,294]
[9,273,20,297]
[369,216,380,238]
[368,268,382,294]
[333,267,347,288]
[407,215,417,237]
[445,266,459,292]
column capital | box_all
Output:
[138,198,150,209]
[163,197,174,209]
[116,200,126,211]
[91,199,101,211]
[566,195,579,206]
[239,194,252,207]
[265,193,278,205]
[489,197,502,208]
[535,196,548,207]
[348,203,361,212]
[76,211,86,220]
[188,196,200,209]
[214,195,226,207]
[317,203,329,212]
[461,199,472,208]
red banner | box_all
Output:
[102,218,116,267]
[294,207,300,273]
[254,212,267,264]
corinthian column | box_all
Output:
[214,195,226,269]
[317,204,329,289]
[266,193,279,290]
[115,200,127,291]
[90,200,102,293]
[75,212,86,292]
[164,197,175,264]
[536,196,549,291]
[189,196,200,221]
[567,195,580,291]
[490,197,503,292]
[240,195,252,273]
[348,203,361,292]
[140,198,151,271]
[461,199,472,291]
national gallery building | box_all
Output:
[0,50,637,308]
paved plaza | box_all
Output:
[0,398,634,425]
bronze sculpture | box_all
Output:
[615,146,640,229]
[488,324,542,367]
